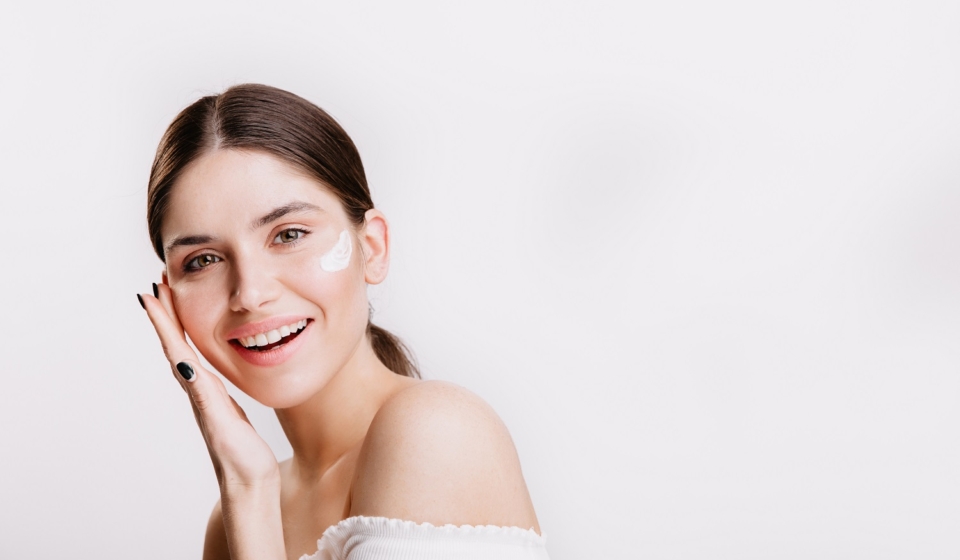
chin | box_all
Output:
[210,358,339,410]
[244,387,315,410]
[249,376,333,409]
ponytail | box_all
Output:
[367,323,420,378]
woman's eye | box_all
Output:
[274,229,306,244]
[185,254,221,271]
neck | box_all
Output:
[274,335,405,478]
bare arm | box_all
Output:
[219,483,285,560]
[202,500,229,560]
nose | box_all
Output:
[229,253,282,313]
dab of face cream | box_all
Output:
[320,229,352,272]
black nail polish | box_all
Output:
[152,283,159,298]
[176,362,195,381]
[137,294,145,309]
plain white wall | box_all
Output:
[1,1,958,558]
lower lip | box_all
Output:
[230,322,312,367]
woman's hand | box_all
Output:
[140,283,287,559]
[139,283,280,490]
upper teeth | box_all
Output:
[237,320,307,348]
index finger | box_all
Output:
[154,281,183,335]
[139,290,198,368]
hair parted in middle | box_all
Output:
[146,83,419,378]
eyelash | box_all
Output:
[183,253,222,273]
[181,227,312,274]
[273,227,310,246]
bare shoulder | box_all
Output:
[201,499,230,560]
[350,380,540,533]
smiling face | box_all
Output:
[161,148,384,408]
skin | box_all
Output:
[139,149,540,560]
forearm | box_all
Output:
[219,481,285,560]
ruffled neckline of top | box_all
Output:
[299,515,547,560]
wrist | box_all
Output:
[217,460,281,491]
[220,474,281,498]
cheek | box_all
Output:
[319,229,352,272]
[168,277,227,349]
[285,246,366,314]
[284,241,368,351]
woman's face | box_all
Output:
[160,148,380,408]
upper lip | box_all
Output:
[224,315,311,341]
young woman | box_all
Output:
[137,84,549,560]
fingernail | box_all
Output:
[176,362,196,382]
[152,283,159,298]
[137,294,145,309]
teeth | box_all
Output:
[236,320,308,348]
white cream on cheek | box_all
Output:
[319,229,352,272]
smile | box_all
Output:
[232,319,309,352]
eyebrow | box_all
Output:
[249,201,323,230]
[164,234,219,256]
[163,201,324,257]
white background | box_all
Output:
[1,2,958,558]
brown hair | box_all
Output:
[147,83,419,378]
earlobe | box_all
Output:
[362,209,390,285]
[161,270,169,286]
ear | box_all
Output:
[161,270,169,286]
[360,209,390,285]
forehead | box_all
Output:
[162,149,346,238]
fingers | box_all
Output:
[139,287,196,367]
[154,282,184,335]
[137,284,278,487]
[137,285,231,419]
[175,361,220,413]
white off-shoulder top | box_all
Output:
[298,516,550,560]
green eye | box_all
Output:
[185,254,221,271]
[275,229,306,244]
